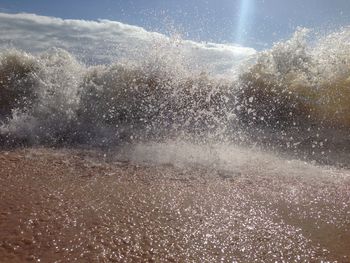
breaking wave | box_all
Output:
[1,27,350,165]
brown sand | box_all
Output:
[0,148,349,262]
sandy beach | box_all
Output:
[0,147,349,262]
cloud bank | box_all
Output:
[0,12,256,75]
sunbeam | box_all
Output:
[235,0,254,44]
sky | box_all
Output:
[0,12,256,75]
[0,0,349,49]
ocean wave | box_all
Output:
[0,47,239,145]
[0,27,350,156]
[237,28,350,129]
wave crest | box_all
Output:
[0,50,40,117]
[236,28,350,129]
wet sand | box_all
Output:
[0,148,349,262]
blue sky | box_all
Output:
[1,0,349,49]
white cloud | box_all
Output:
[0,12,256,75]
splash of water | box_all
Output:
[1,28,350,166]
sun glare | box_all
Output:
[235,0,254,44]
